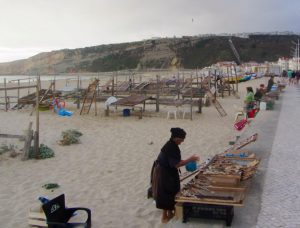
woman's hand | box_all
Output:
[189,154,200,162]
[176,155,200,168]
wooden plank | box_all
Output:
[176,197,244,207]
[38,82,53,104]
[28,211,46,219]
[28,218,47,227]
[223,133,258,154]
[207,186,246,192]
[0,134,24,139]
[180,170,200,182]
[8,77,37,82]
[33,131,39,159]
[112,94,151,106]
[0,96,19,98]
[0,85,36,91]
[200,173,241,179]
[28,211,47,227]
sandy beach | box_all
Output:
[0,76,270,228]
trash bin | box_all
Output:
[123,109,130,117]
[260,102,266,110]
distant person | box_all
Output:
[244,86,255,112]
[291,71,296,85]
[254,88,263,103]
[151,128,199,223]
[259,84,266,94]
[296,71,300,85]
[282,70,287,78]
[129,78,132,90]
[288,70,293,85]
[267,76,274,92]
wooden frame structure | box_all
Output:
[0,77,41,159]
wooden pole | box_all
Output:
[190,73,193,121]
[111,75,115,96]
[227,67,231,96]
[220,72,224,98]
[196,68,199,87]
[200,73,203,87]
[198,98,202,113]
[115,71,118,97]
[4,78,7,112]
[94,79,98,116]
[208,69,211,90]
[22,122,33,161]
[53,75,56,91]
[28,78,30,95]
[177,72,180,99]
[234,66,238,92]
[97,75,100,96]
[34,76,40,159]
[156,75,160,112]
[214,70,217,100]
[17,79,20,108]
[77,76,80,109]
[94,95,97,116]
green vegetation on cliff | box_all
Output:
[0,34,299,74]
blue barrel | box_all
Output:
[123,108,130,117]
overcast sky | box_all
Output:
[0,0,300,63]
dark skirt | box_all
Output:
[152,163,180,210]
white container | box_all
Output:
[260,102,266,110]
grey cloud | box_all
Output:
[0,0,299,62]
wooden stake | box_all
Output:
[4,78,7,111]
[22,122,33,161]
[190,73,193,121]
[156,75,160,112]
[35,76,40,158]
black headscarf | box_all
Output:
[170,127,186,139]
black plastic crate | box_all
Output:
[182,202,234,226]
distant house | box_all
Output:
[288,58,300,71]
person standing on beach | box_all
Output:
[244,86,255,112]
[152,128,199,223]
[296,71,300,85]
[267,76,275,92]
[288,70,293,85]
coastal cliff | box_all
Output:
[0,34,298,75]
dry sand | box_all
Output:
[0,76,270,228]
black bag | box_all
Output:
[147,160,157,199]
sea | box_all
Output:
[0,75,101,84]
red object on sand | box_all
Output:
[247,109,256,118]
[234,119,248,131]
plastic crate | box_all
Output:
[182,202,234,226]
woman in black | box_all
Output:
[152,128,199,223]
